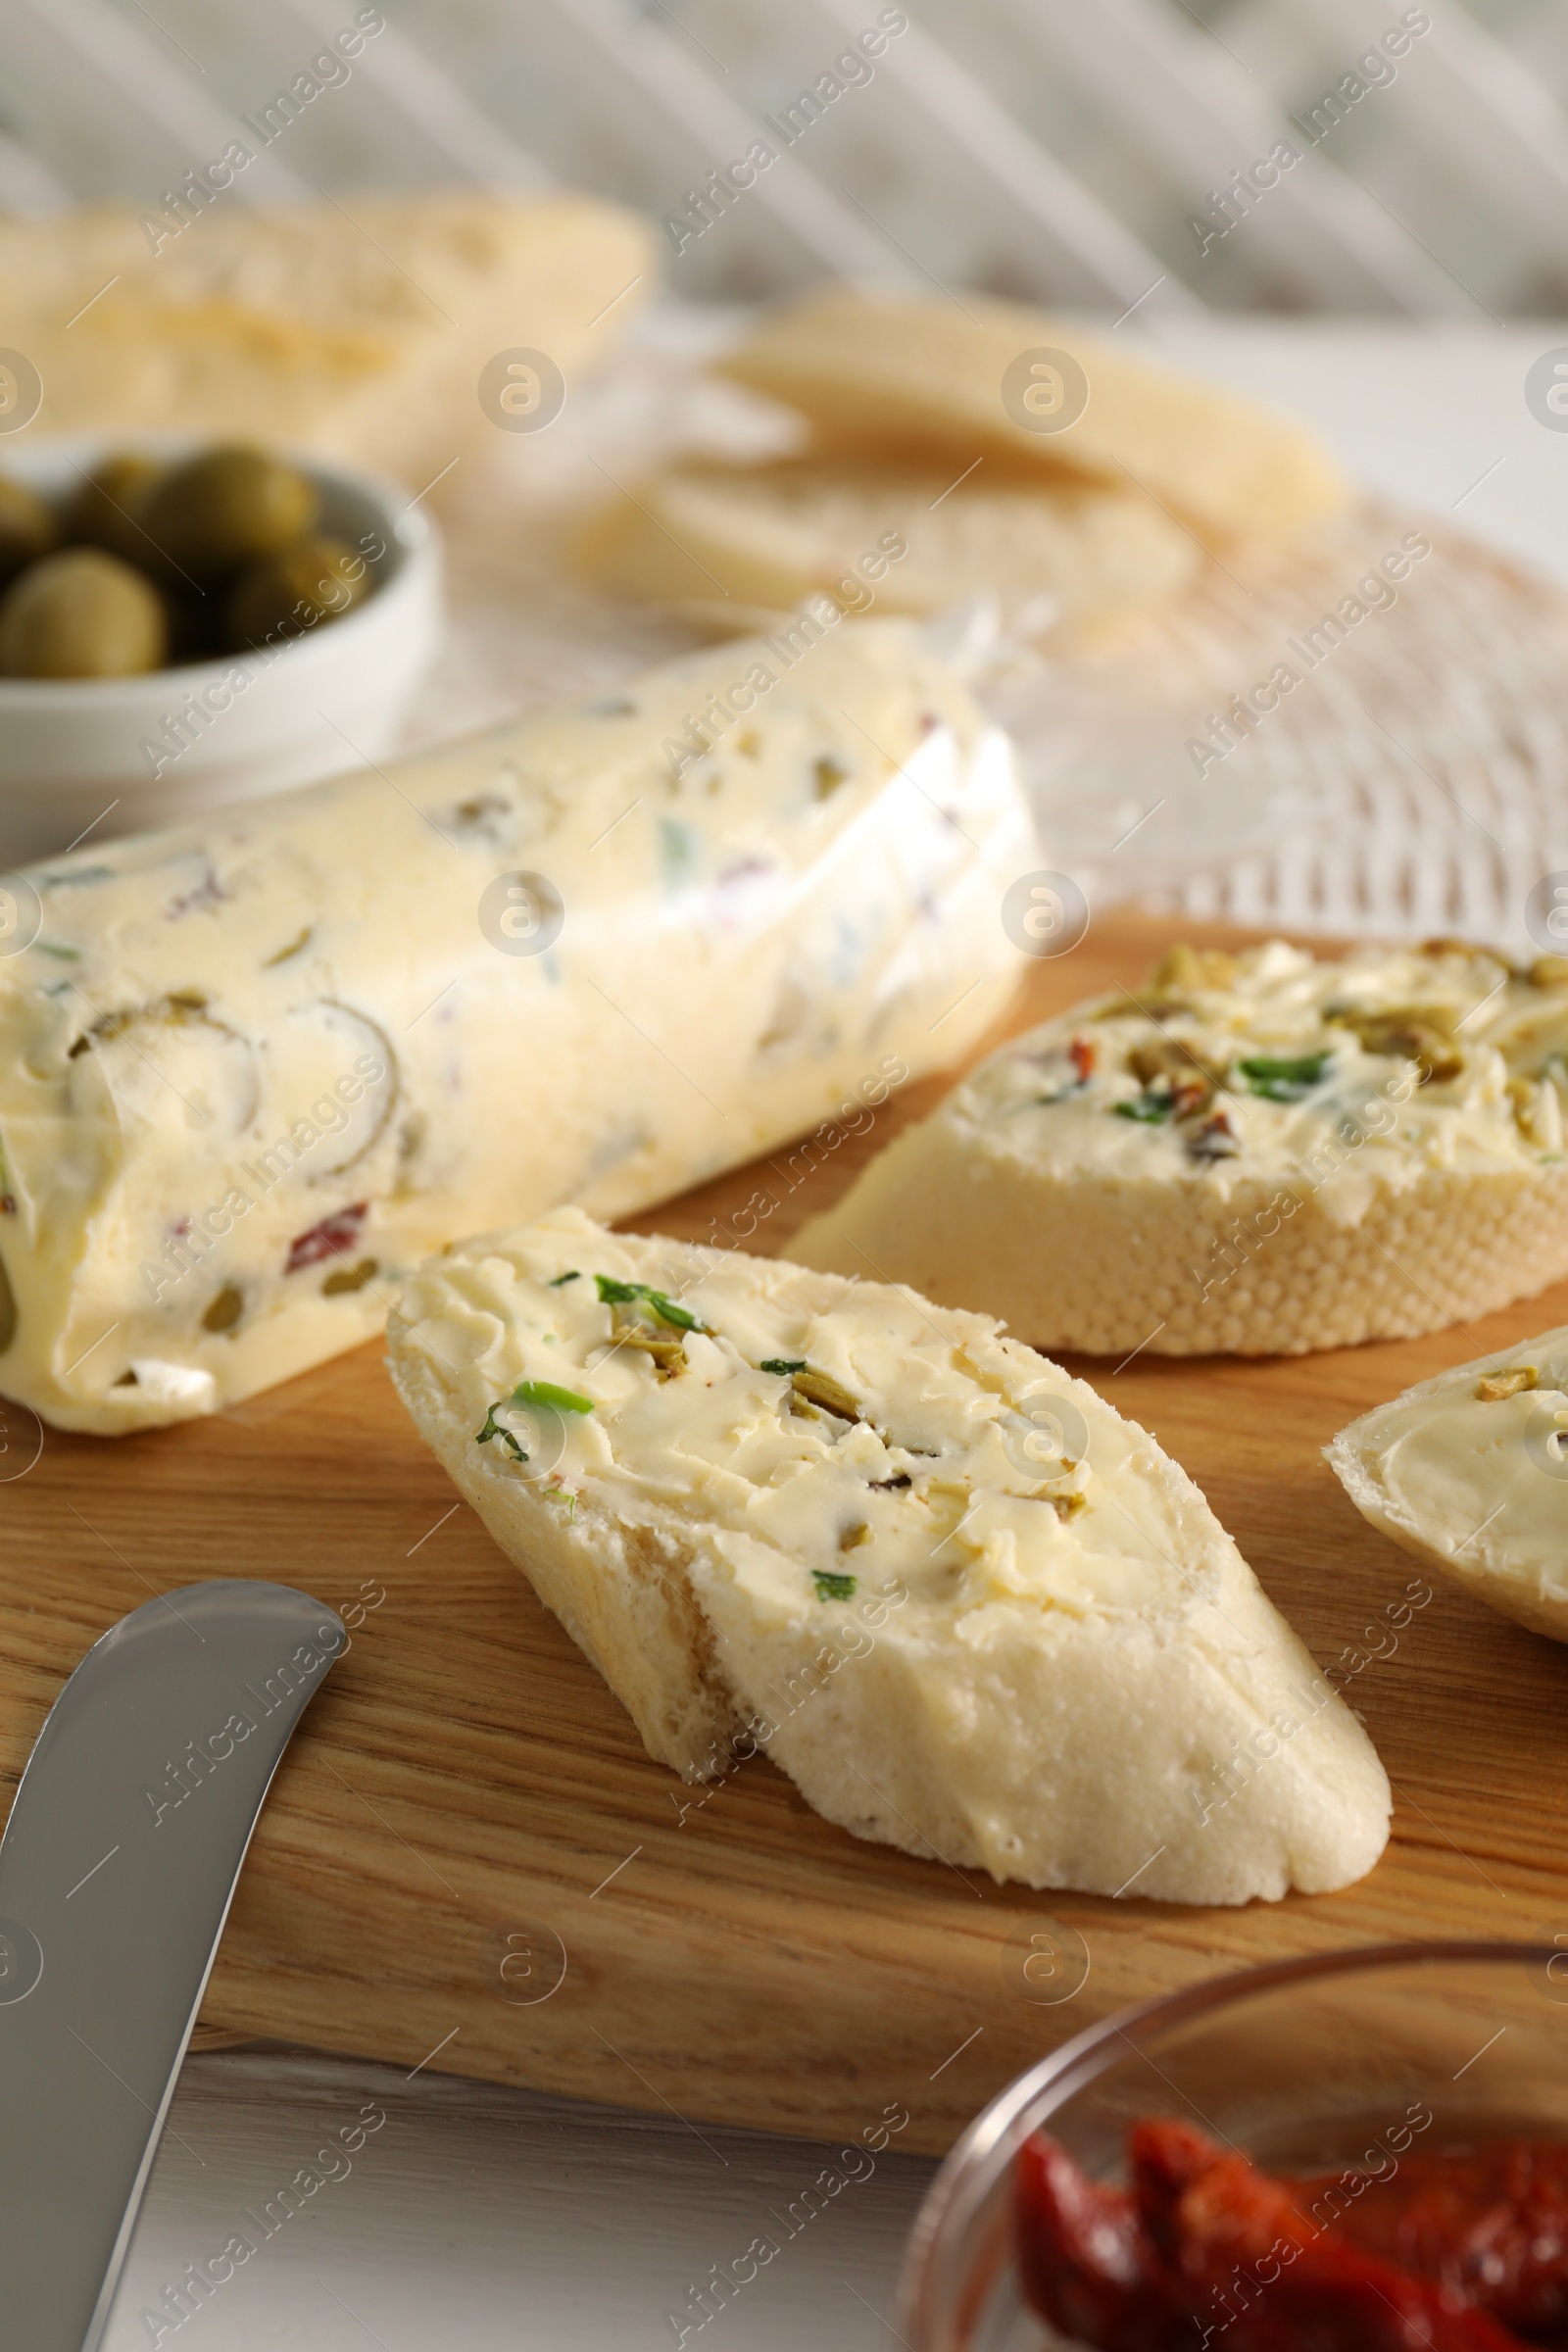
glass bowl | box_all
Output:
[897,1941,1568,2351]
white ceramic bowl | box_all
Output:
[0,434,442,867]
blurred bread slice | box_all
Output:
[0,192,655,486]
[718,289,1348,548]
[1327,1331,1568,1642]
[574,455,1200,635]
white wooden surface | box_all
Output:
[105,2054,936,2350]
[1146,318,1568,590]
[98,317,1567,2348]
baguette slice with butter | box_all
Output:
[790,939,1568,1357]
[718,290,1348,547]
[387,1208,1391,1905]
[574,456,1199,636]
[0,192,654,484]
[1328,1332,1568,1642]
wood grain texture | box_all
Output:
[3,909,1563,2158]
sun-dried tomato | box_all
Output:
[1017,2120,1533,2350]
[284,1202,368,1275]
[1014,2132,1185,2352]
[1298,2141,1568,2343]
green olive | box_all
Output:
[201,1282,244,1333]
[226,534,372,649]
[0,549,169,679]
[165,592,228,667]
[65,453,166,569]
[0,471,57,590]
[140,445,319,586]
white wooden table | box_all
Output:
[107,2052,935,2350]
[102,315,1568,2351]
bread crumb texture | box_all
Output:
[388,1207,1391,1906]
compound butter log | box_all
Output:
[0,621,1028,1434]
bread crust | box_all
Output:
[790,939,1568,1357]
[388,1326,741,1776]
[791,1122,1568,1357]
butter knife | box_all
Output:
[0,1579,345,2349]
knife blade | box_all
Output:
[0,1579,345,2350]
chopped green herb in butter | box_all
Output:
[477,1377,595,1458]
[1114,1090,1174,1124]
[476,1404,527,1460]
[511,1378,595,1414]
[812,1569,858,1601]
[1238,1051,1333,1102]
[594,1274,708,1332]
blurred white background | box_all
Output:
[2,0,1565,318]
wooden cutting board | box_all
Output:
[4,907,1564,2159]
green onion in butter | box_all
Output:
[476,1404,527,1460]
[812,1570,858,1601]
[1238,1051,1333,1102]
[510,1379,595,1414]
[476,1378,594,1460]
[1114,1091,1174,1124]
[594,1274,708,1332]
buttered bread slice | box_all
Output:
[791,940,1568,1358]
[1329,1332,1568,1642]
[387,1207,1390,1905]
[718,289,1348,547]
[0,192,654,483]
[574,456,1198,635]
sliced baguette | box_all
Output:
[387,1206,1390,1905]
[788,939,1568,1357]
[1328,1330,1568,1642]
[717,290,1348,547]
[0,192,654,484]
[573,456,1199,635]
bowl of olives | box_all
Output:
[0,435,441,865]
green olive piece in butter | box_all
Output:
[141,445,319,586]
[0,471,57,590]
[226,534,371,650]
[65,453,166,570]
[201,1282,244,1334]
[0,549,169,678]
